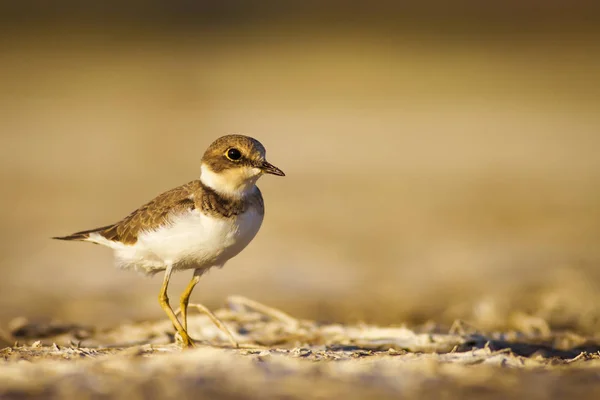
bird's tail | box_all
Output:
[52,224,114,241]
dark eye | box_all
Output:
[226,148,242,161]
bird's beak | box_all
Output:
[260,161,285,176]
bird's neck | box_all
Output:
[200,164,258,198]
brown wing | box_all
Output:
[54,180,202,245]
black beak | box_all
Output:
[260,161,285,176]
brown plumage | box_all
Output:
[53,180,264,245]
[201,135,266,173]
[53,134,279,247]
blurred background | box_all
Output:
[1,1,599,335]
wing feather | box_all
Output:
[54,180,201,245]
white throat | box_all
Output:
[200,164,261,197]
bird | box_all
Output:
[53,134,285,348]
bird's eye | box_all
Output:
[226,148,242,161]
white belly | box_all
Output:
[108,209,263,275]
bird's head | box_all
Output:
[200,134,284,197]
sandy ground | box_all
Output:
[2,298,600,399]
